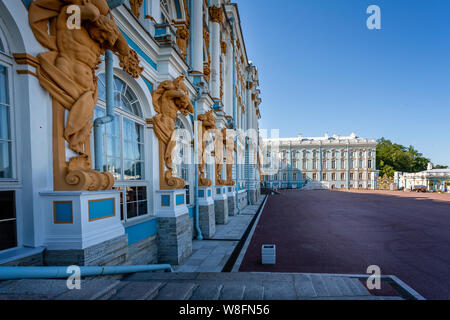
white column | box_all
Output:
[149,0,161,23]
[192,0,204,73]
[210,18,221,99]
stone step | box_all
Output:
[110,281,163,300]
[56,280,121,300]
[154,282,198,300]
[342,277,371,296]
[219,283,246,300]
[293,274,317,298]
[189,283,223,300]
[309,274,330,297]
[242,283,264,300]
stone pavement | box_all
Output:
[0,273,407,300]
[174,196,266,272]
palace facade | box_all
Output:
[0,0,262,266]
[262,133,378,190]
[395,163,450,193]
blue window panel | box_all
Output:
[54,201,72,224]
[161,195,170,207]
[228,187,232,192]
[88,199,115,221]
[207,189,211,197]
[199,190,205,198]
[188,206,194,219]
[176,194,184,206]
[216,188,221,195]
[125,219,157,245]
[174,0,182,19]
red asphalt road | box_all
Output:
[239,190,450,299]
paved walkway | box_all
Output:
[240,189,450,299]
[174,196,265,272]
[0,272,406,300]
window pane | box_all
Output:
[106,157,121,180]
[97,80,106,101]
[123,160,134,180]
[123,118,133,140]
[106,136,120,157]
[106,115,120,136]
[137,201,147,216]
[135,161,144,180]
[0,220,17,251]
[124,141,134,160]
[0,191,15,220]
[0,105,10,139]
[137,186,147,200]
[126,202,138,219]
[126,186,137,202]
[0,65,9,105]
[0,141,12,178]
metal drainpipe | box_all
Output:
[229,17,240,215]
[193,84,203,240]
[94,0,125,171]
[0,264,173,280]
[94,49,115,171]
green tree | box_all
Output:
[434,165,449,169]
[376,138,430,177]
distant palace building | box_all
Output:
[263,133,378,190]
[395,163,450,192]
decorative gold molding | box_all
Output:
[209,6,223,23]
[176,24,190,60]
[129,0,143,18]
[221,41,227,55]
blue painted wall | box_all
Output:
[125,218,157,245]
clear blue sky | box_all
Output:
[237,0,450,166]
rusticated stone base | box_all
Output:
[45,234,129,266]
[227,194,237,216]
[199,204,216,238]
[128,234,158,265]
[214,199,229,225]
[249,189,257,205]
[157,212,192,265]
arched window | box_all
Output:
[0,24,17,251]
[95,74,147,221]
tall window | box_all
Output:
[331,160,336,169]
[293,172,297,180]
[0,30,13,179]
[340,173,345,180]
[368,159,372,168]
[322,160,327,169]
[174,118,191,205]
[0,27,17,251]
[96,74,147,221]
[331,173,336,181]
[341,159,345,169]
[302,160,307,170]
[312,173,317,181]
[322,173,327,181]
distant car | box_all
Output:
[412,186,427,193]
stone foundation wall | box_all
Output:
[214,199,229,224]
[157,213,192,265]
[238,191,248,209]
[45,234,129,266]
[227,195,237,216]
[127,234,158,265]
[1,252,44,266]
[199,204,216,238]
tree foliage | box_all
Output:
[376,138,430,177]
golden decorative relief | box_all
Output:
[223,129,237,186]
[129,0,143,18]
[28,0,142,191]
[221,41,227,55]
[176,24,190,60]
[197,110,216,187]
[209,6,223,23]
[148,76,194,190]
[203,27,211,82]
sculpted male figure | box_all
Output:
[150,76,194,189]
[197,110,216,187]
[223,128,237,186]
[29,0,142,190]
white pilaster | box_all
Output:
[192,0,204,73]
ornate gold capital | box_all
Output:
[209,6,223,23]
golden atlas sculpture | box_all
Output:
[28,0,143,191]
